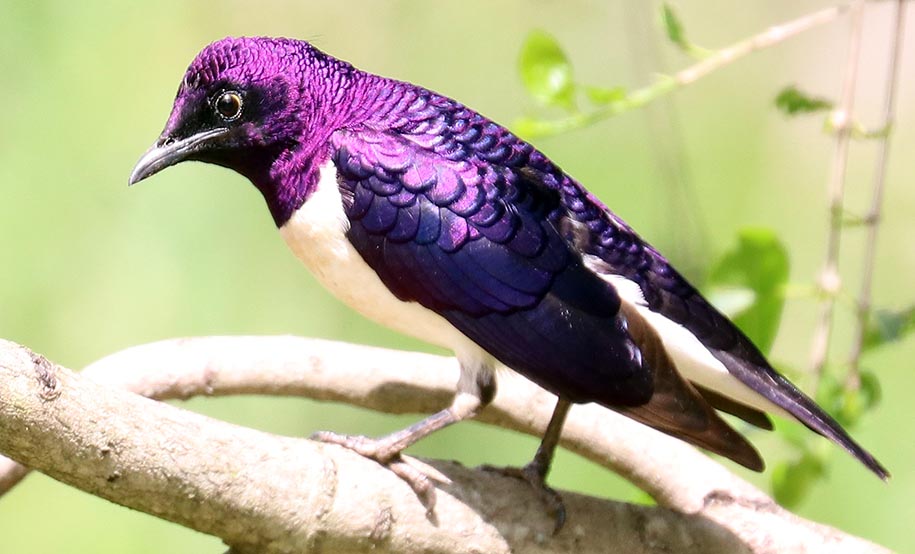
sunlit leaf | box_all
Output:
[707,228,789,354]
[512,115,555,139]
[518,30,576,109]
[661,3,688,50]
[862,305,915,352]
[775,85,833,116]
[659,4,710,57]
[858,370,882,410]
[839,387,864,427]
[707,286,756,318]
[584,85,626,106]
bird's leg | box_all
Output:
[311,360,496,516]
[484,396,572,533]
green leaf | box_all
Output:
[661,4,688,50]
[707,228,790,354]
[706,286,756,318]
[816,369,882,427]
[584,85,626,106]
[512,115,556,139]
[814,370,839,408]
[518,30,576,109]
[772,452,826,508]
[838,386,864,427]
[858,370,882,411]
[862,305,915,352]
[659,4,709,58]
[775,85,833,116]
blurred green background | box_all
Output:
[1,1,912,552]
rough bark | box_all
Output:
[0,337,889,553]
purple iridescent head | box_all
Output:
[129,37,364,207]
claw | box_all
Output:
[480,397,571,533]
[482,461,566,533]
[389,459,437,517]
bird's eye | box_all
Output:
[214,91,243,121]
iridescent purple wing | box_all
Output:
[329,88,779,468]
[331,125,657,406]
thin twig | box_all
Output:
[845,0,908,387]
[808,0,867,386]
[520,4,852,137]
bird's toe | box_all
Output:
[480,461,566,533]
[310,430,439,518]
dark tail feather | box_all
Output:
[695,385,774,430]
[616,304,764,471]
[712,349,890,480]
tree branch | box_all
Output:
[0,337,889,553]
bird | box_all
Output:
[129,36,888,527]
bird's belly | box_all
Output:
[278,161,478,356]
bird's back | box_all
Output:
[328,71,887,477]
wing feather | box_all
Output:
[325,83,886,476]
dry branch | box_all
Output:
[0,337,889,553]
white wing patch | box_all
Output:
[585,256,789,418]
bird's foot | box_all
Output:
[481,460,566,533]
[310,431,438,517]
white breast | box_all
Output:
[278,161,484,360]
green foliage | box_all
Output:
[775,85,833,116]
[771,365,883,506]
[707,228,789,354]
[862,306,915,352]
[774,366,882,509]
[661,3,688,50]
[584,85,627,106]
[661,3,709,58]
[518,30,576,110]
[817,371,882,428]
[512,115,567,140]
[772,450,826,508]
[513,4,706,139]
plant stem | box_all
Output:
[808,0,867,386]
[845,0,907,388]
[521,4,851,137]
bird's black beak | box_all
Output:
[128,128,229,185]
